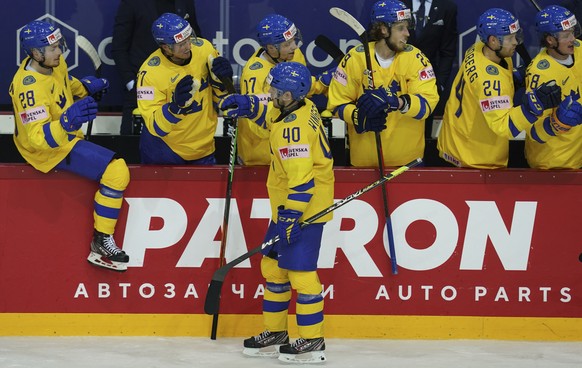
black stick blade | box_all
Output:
[315,35,345,63]
[204,279,224,315]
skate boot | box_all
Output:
[243,330,289,357]
[87,230,129,272]
[278,337,326,364]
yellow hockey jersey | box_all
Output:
[137,37,227,161]
[327,42,438,167]
[264,99,334,223]
[9,56,88,173]
[525,42,582,169]
[437,41,543,169]
[237,48,328,166]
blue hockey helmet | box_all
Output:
[20,20,65,56]
[370,0,413,28]
[152,13,193,45]
[266,62,312,101]
[535,5,581,38]
[257,14,300,46]
[477,8,523,44]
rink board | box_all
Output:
[1,165,582,340]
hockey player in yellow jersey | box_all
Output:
[327,0,439,167]
[219,62,334,363]
[437,8,563,169]
[237,14,334,165]
[525,5,582,169]
[137,13,233,164]
[10,20,130,271]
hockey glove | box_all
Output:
[316,67,336,87]
[523,81,562,116]
[211,56,234,81]
[549,96,582,133]
[219,94,260,119]
[277,207,303,246]
[352,108,387,133]
[60,97,98,132]
[356,87,400,117]
[512,65,526,89]
[168,75,195,115]
[80,76,109,101]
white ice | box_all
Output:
[1,337,581,367]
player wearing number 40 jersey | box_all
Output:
[525,5,582,169]
[437,8,563,169]
[219,62,334,364]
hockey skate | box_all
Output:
[278,337,326,364]
[243,330,289,357]
[87,230,129,272]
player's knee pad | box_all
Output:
[288,270,322,295]
[100,158,130,194]
[261,256,289,283]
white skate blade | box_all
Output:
[87,252,128,272]
[278,351,326,364]
[242,345,282,357]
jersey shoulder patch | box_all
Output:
[23,75,36,85]
[404,44,413,52]
[485,65,499,75]
[355,44,365,53]
[148,56,161,67]
[192,38,204,47]
[249,62,263,70]
[536,59,550,70]
[284,113,297,123]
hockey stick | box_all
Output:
[315,35,345,63]
[330,7,399,275]
[210,75,237,340]
[527,0,542,11]
[76,35,102,141]
[204,157,423,315]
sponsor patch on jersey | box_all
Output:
[19,106,48,125]
[479,96,511,112]
[192,38,204,47]
[148,57,161,67]
[279,144,310,160]
[537,60,550,70]
[404,45,413,52]
[356,45,365,53]
[418,66,435,81]
[137,87,155,100]
[23,76,36,85]
[485,65,499,75]
[284,113,297,122]
[334,67,348,86]
[249,62,263,70]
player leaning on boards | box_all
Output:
[327,0,439,167]
[137,13,233,165]
[437,8,564,169]
[237,14,335,166]
[219,62,334,364]
[10,20,130,272]
[525,5,582,169]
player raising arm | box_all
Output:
[10,20,130,271]
[219,62,334,363]
[237,14,334,166]
[525,5,582,169]
[437,8,562,169]
[137,13,233,164]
